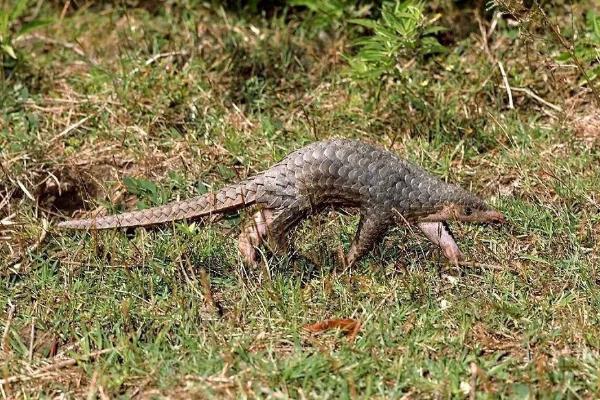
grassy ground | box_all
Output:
[1,1,599,398]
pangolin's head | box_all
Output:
[418,181,505,224]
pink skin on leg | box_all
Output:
[238,227,260,264]
[417,222,463,266]
[238,209,274,265]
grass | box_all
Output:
[1,1,599,398]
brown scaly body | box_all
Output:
[58,139,504,266]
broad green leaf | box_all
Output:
[348,18,379,30]
[122,176,139,194]
[139,179,158,195]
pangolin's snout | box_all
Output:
[486,210,505,223]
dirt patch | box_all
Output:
[572,113,600,148]
[36,164,117,218]
[468,322,525,357]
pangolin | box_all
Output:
[58,139,504,266]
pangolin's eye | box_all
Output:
[464,207,473,216]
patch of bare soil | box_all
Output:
[572,112,600,148]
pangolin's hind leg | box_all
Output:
[238,209,276,265]
[345,212,392,267]
[417,222,463,266]
[238,208,300,265]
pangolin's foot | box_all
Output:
[417,222,463,267]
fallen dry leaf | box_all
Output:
[303,318,362,342]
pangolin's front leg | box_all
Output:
[417,222,463,266]
[345,212,392,267]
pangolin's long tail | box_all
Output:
[57,179,259,229]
